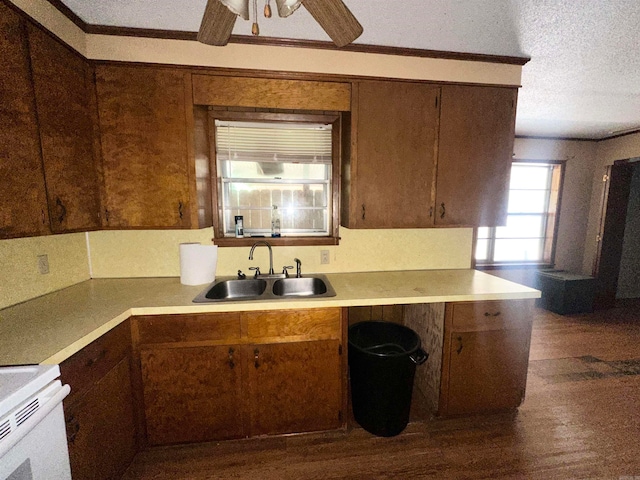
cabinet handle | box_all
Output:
[440,202,446,219]
[429,206,433,218]
[456,336,463,355]
[86,349,106,367]
[66,415,80,444]
[178,201,184,220]
[254,348,260,369]
[228,347,235,369]
[41,209,46,224]
[483,311,501,317]
[105,209,110,223]
[361,204,365,221]
[56,197,67,224]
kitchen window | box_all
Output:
[212,113,341,245]
[475,160,565,265]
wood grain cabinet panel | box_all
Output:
[247,340,343,436]
[343,81,440,228]
[439,300,533,416]
[61,322,137,480]
[140,345,244,445]
[435,85,517,227]
[0,4,50,239]
[27,24,101,233]
[95,65,195,228]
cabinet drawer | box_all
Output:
[243,308,341,342]
[135,313,241,345]
[451,300,533,332]
[60,320,131,404]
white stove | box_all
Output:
[0,365,71,480]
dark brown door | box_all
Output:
[95,65,192,228]
[350,81,440,228]
[446,328,529,415]
[65,358,137,480]
[246,340,342,436]
[0,4,50,238]
[436,85,517,226]
[593,162,634,309]
[27,24,101,233]
[140,345,244,445]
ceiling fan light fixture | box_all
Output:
[275,0,303,18]
[220,0,250,20]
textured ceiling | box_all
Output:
[60,0,640,140]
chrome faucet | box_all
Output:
[249,241,274,275]
[294,258,302,278]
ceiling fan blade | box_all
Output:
[302,0,363,48]
[197,0,238,46]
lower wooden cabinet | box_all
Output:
[438,300,533,416]
[133,308,345,445]
[60,321,137,480]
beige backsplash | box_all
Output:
[0,232,90,309]
[87,226,473,278]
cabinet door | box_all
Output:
[435,85,517,226]
[140,345,244,445]
[65,357,137,480]
[0,4,50,238]
[346,81,440,228]
[27,24,101,233]
[95,65,192,228]
[246,340,342,436]
[445,328,530,415]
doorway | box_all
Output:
[592,159,640,309]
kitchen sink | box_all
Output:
[193,275,336,303]
[272,277,329,297]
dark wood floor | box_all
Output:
[122,304,640,479]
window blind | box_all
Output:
[215,121,332,164]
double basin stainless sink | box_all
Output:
[193,274,336,303]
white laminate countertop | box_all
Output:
[0,269,539,366]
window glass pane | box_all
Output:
[494,239,542,262]
[495,215,544,239]
[507,190,548,213]
[476,227,491,239]
[225,161,328,180]
[475,239,489,261]
[509,164,551,189]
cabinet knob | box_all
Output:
[228,347,235,369]
[56,197,67,224]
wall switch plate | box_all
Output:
[37,254,50,274]
[320,250,330,265]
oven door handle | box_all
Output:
[0,384,70,458]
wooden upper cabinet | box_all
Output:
[0,4,50,239]
[343,81,440,228]
[435,85,517,226]
[27,24,101,233]
[95,65,199,228]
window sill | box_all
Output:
[213,236,340,247]
[475,263,555,271]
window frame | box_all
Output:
[209,111,342,246]
[474,159,566,268]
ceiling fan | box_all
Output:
[197,0,363,48]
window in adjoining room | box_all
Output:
[211,113,341,245]
[475,161,565,266]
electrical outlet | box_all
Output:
[320,250,330,265]
[37,254,50,275]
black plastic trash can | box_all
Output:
[348,321,428,437]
